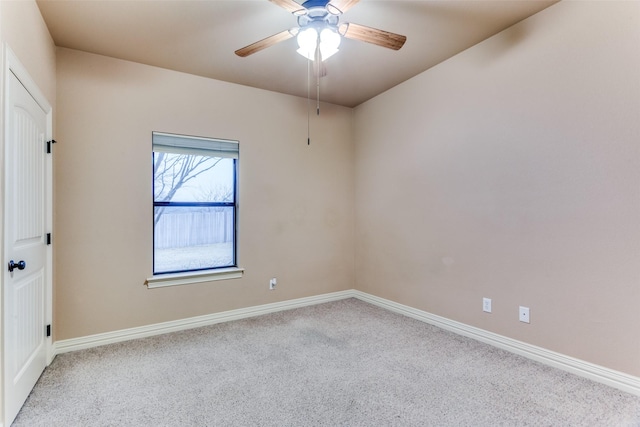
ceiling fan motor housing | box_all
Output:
[301,0,332,10]
[297,3,340,29]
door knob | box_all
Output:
[8,260,26,272]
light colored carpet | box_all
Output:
[13,298,640,426]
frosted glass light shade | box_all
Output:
[297,27,318,61]
[296,26,341,62]
[319,28,340,60]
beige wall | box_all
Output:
[55,48,354,340]
[354,1,640,376]
[0,0,56,104]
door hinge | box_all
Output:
[46,139,57,154]
[46,233,52,245]
[46,324,51,337]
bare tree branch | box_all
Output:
[153,153,226,226]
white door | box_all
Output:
[3,68,49,425]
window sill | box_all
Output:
[145,267,244,289]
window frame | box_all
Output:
[150,131,240,278]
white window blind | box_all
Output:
[152,132,239,159]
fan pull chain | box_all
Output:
[307,55,311,145]
[314,54,322,116]
[312,45,321,116]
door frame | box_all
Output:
[1,44,53,426]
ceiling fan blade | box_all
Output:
[339,22,407,51]
[327,0,360,15]
[269,0,306,15]
[235,29,297,57]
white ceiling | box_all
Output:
[36,0,557,108]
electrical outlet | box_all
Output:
[269,278,277,290]
[483,298,492,313]
[519,306,530,323]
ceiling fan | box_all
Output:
[235,0,407,62]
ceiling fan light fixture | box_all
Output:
[296,27,318,61]
[296,25,341,62]
[319,27,340,60]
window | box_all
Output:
[152,132,238,275]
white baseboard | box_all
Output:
[54,290,354,355]
[351,290,640,397]
[53,289,640,397]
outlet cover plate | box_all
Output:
[483,298,492,313]
[519,306,530,323]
